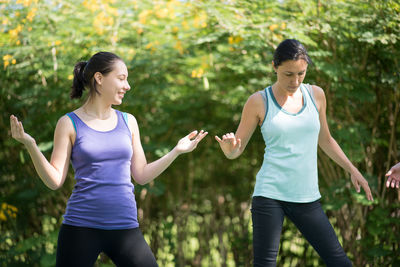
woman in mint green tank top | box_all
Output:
[216,39,373,267]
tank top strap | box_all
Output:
[260,87,269,128]
[66,112,79,134]
[303,84,319,113]
[265,85,278,114]
[116,110,131,136]
[122,112,128,126]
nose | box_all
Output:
[291,75,300,86]
[125,81,131,91]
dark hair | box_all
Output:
[71,52,122,99]
[273,39,312,67]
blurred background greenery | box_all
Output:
[1,0,399,266]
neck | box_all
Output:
[82,97,113,120]
[273,83,301,97]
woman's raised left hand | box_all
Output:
[174,130,208,154]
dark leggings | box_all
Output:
[251,196,352,267]
[56,224,158,267]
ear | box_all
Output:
[94,72,103,85]
[272,61,277,73]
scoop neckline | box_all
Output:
[268,85,307,116]
[72,109,120,133]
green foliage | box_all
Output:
[1,0,399,266]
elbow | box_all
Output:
[136,180,147,186]
[318,141,328,153]
[226,154,239,160]
[52,180,65,190]
[49,178,64,190]
[318,137,335,153]
[318,135,331,148]
[49,184,62,190]
[225,149,243,160]
[132,175,147,185]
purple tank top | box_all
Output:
[63,109,139,229]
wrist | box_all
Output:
[23,138,36,149]
[349,165,360,176]
[224,150,238,160]
[171,147,182,157]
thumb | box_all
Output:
[385,170,392,177]
[236,138,242,149]
[215,136,222,143]
[353,180,360,193]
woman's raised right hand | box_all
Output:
[215,132,242,159]
[10,115,35,145]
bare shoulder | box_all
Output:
[125,112,137,121]
[57,115,75,133]
[309,85,326,112]
[247,91,265,106]
[244,91,266,124]
[54,115,76,145]
[125,113,138,125]
[310,85,325,100]
[124,113,140,135]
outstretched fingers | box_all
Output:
[220,132,236,145]
[389,178,400,188]
[215,132,241,150]
[195,130,208,143]
[362,182,373,201]
[187,130,199,140]
[351,175,373,201]
[176,130,208,153]
[10,115,22,138]
[352,178,360,193]
[385,169,400,188]
[386,176,400,189]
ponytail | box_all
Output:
[70,52,122,99]
[70,61,87,99]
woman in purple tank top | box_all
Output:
[10,52,208,266]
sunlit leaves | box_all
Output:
[1,0,399,266]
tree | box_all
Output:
[1,0,399,266]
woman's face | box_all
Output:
[95,60,131,105]
[273,59,308,94]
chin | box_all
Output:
[288,86,299,92]
[113,99,123,105]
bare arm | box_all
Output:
[313,86,373,201]
[215,92,264,159]
[10,115,74,190]
[127,114,208,185]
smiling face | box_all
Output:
[273,59,308,94]
[94,60,131,105]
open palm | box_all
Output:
[215,132,242,159]
[10,115,34,145]
[175,130,208,154]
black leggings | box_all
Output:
[56,224,158,267]
[251,196,352,267]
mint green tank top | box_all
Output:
[253,83,321,203]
